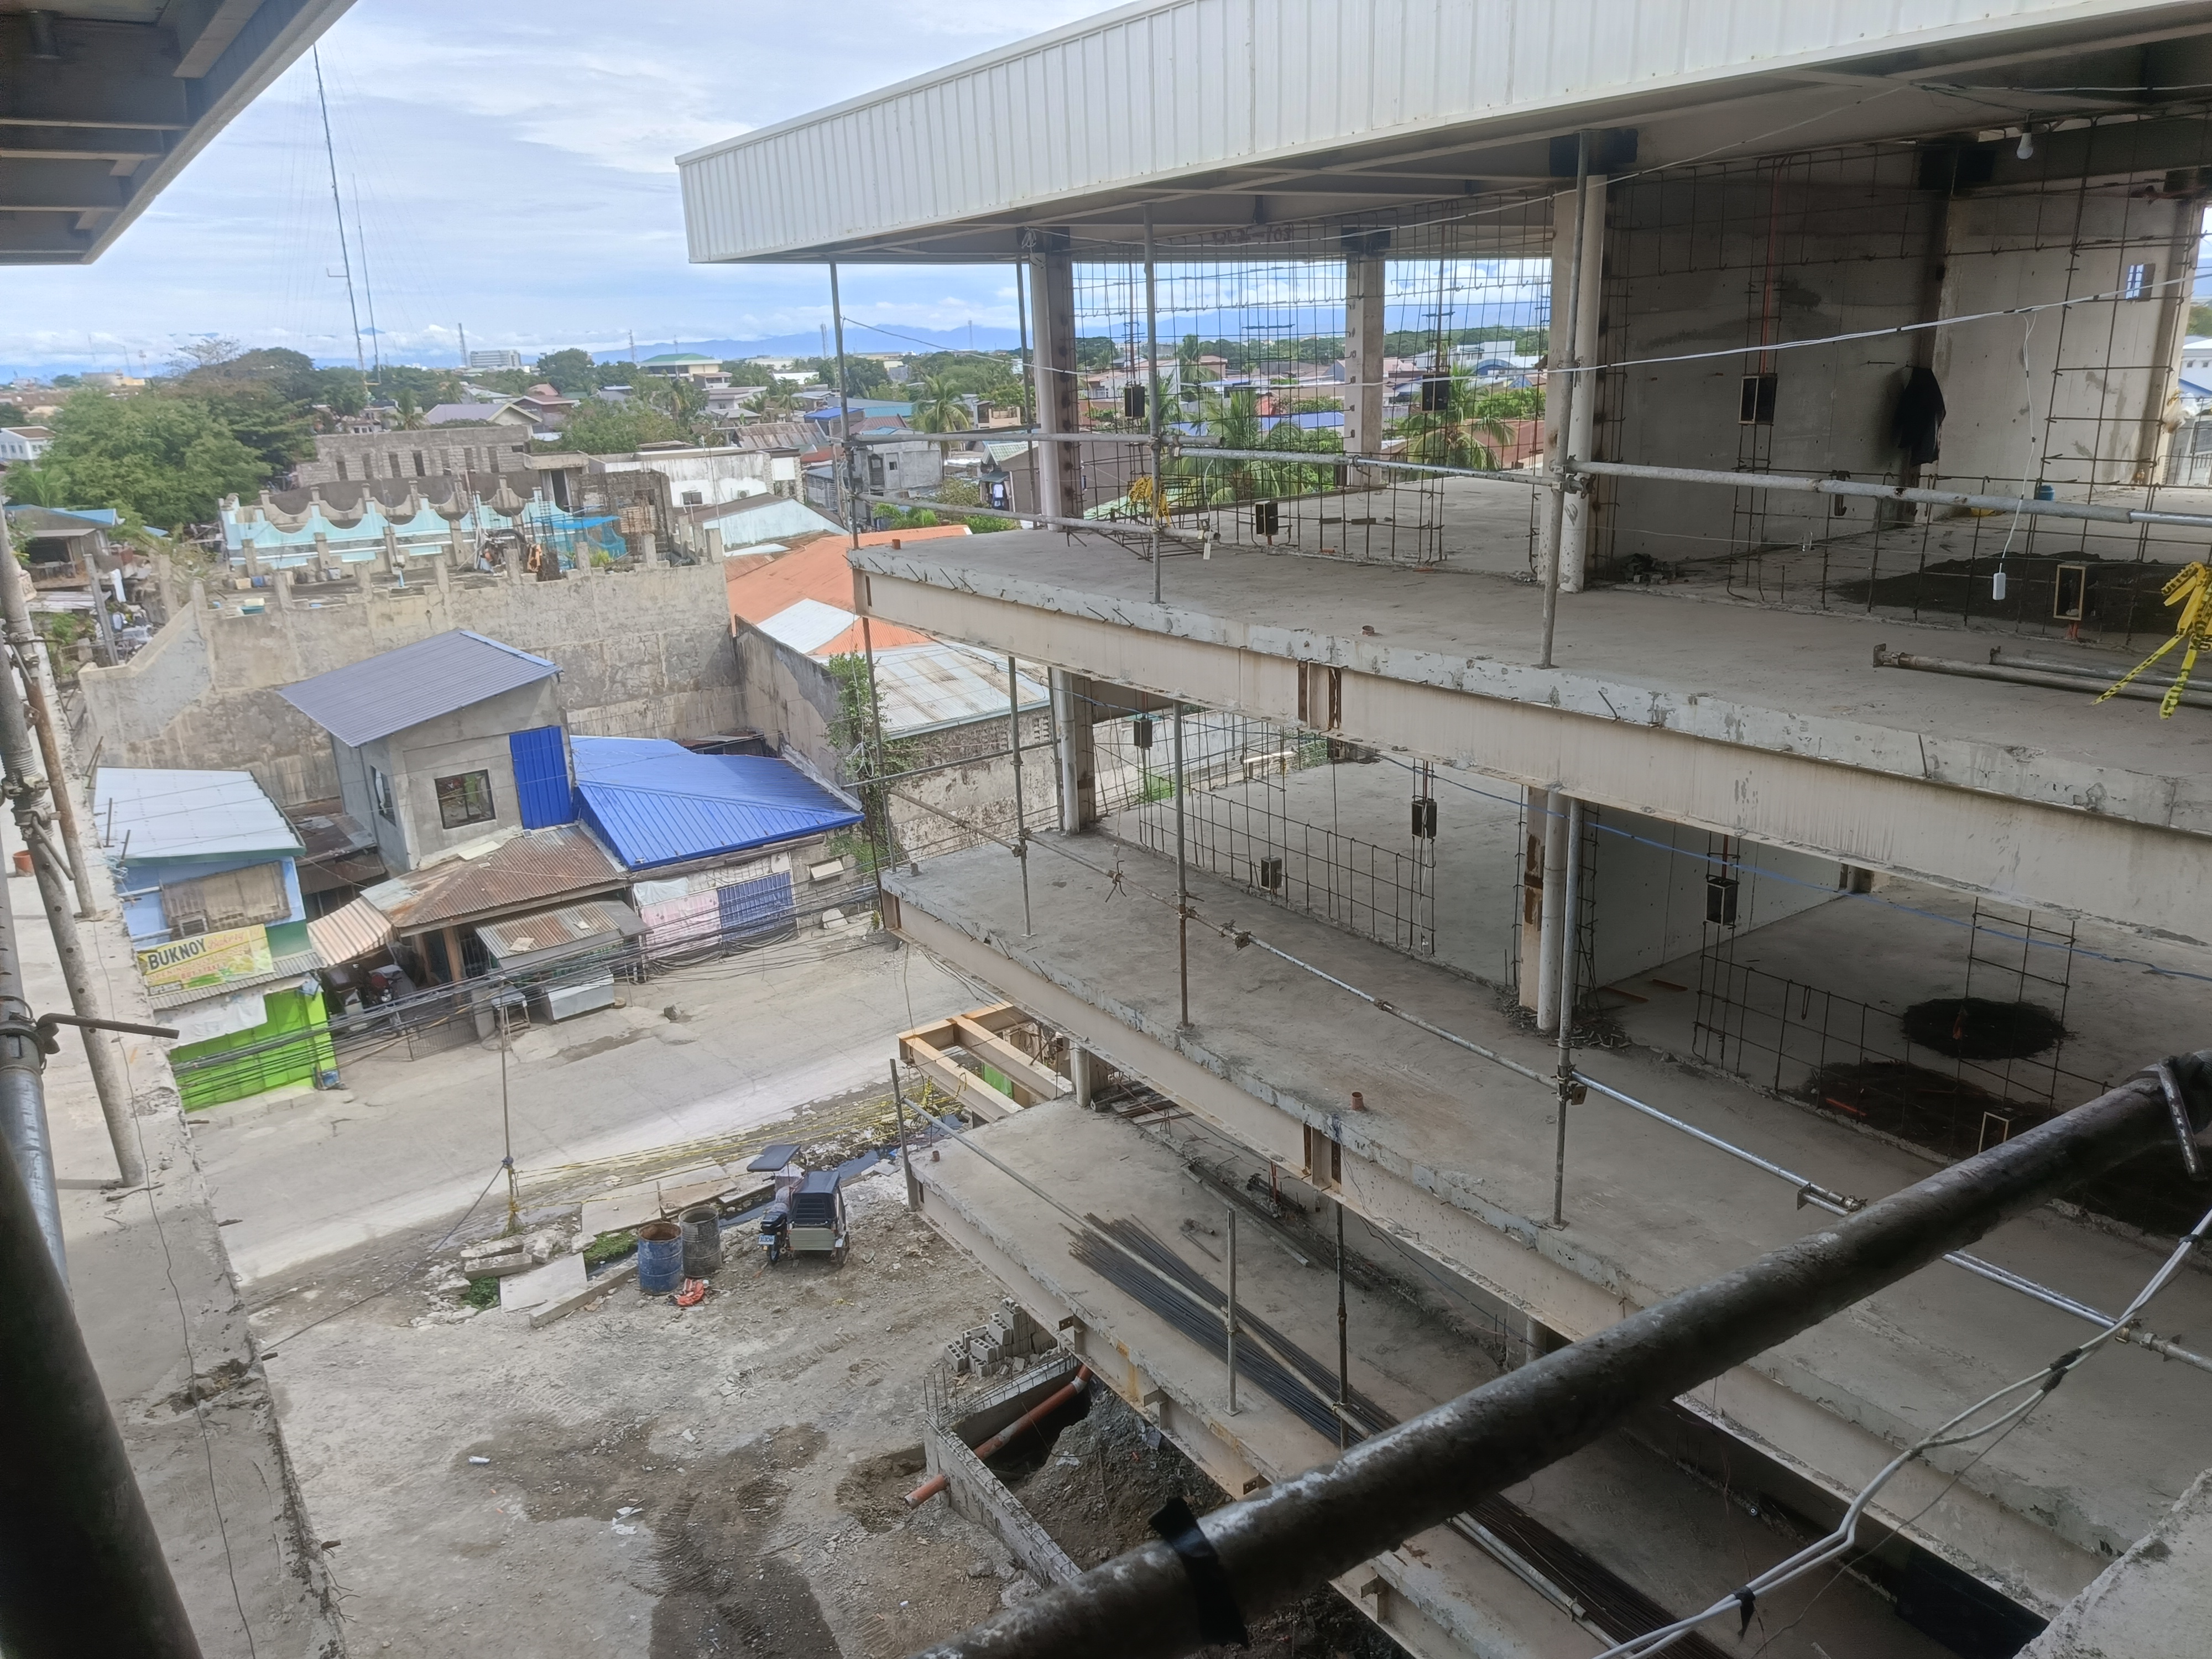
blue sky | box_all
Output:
[1,0,1129,378]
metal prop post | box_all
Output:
[1537,131,1592,671]
[1224,1204,1239,1415]
[1552,795,1582,1227]
[1009,660,1032,936]
[1171,702,1190,1028]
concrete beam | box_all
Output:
[884,885,2109,1613]
[853,555,2212,942]
[169,0,266,79]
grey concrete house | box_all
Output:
[277,629,577,875]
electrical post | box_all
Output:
[0,510,140,1188]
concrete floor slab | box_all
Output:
[853,529,2212,940]
[885,830,2212,1609]
[918,1100,1954,1659]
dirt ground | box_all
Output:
[255,1161,1055,1658]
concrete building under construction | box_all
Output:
[683,5,2212,1656]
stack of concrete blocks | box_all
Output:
[945,1299,1057,1379]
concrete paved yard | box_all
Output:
[195,932,978,1285]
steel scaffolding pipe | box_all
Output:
[1575,458,2212,531]
[912,1052,2212,1659]
[0,1083,204,1657]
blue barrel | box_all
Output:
[636,1220,684,1295]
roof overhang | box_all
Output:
[679,0,2212,263]
[1,1,354,264]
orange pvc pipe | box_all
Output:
[907,1364,1091,1507]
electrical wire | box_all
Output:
[1586,1198,2212,1658]
[254,1160,507,1358]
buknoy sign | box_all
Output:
[135,925,274,995]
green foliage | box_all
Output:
[0,403,29,426]
[559,398,687,454]
[1468,386,1543,421]
[873,504,941,530]
[2,467,71,506]
[789,355,893,399]
[463,1276,502,1308]
[375,364,460,408]
[581,1230,637,1268]
[1074,337,1118,371]
[533,348,599,395]
[1166,389,1344,507]
[37,390,267,525]
[2192,303,2212,339]
[50,375,82,389]
[911,375,974,434]
[1396,372,1512,470]
[826,653,918,862]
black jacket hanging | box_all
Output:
[1892,366,1945,466]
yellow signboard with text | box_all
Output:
[136,925,275,995]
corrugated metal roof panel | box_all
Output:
[278,630,560,748]
[872,643,1048,739]
[95,769,302,861]
[477,900,644,967]
[366,825,623,932]
[306,898,394,967]
[677,0,2184,262]
[572,737,862,871]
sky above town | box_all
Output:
[2,0,1131,378]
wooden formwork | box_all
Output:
[898,1002,1066,1121]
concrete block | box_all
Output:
[968,1337,1004,1366]
[530,1259,637,1329]
[580,1187,661,1238]
[499,1253,586,1313]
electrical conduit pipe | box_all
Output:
[907,1364,1092,1507]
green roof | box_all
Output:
[641,353,719,365]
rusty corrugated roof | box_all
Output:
[363,825,623,933]
[306,898,394,967]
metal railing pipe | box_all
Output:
[1575,458,2212,531]
[912,1052,2211,1659]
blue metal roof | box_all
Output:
[278,630,561,748]
[571,736,861,871]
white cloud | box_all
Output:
[0,0,1126,375]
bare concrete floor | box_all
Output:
[253,1164,1039,1658]
[921,1101,1954,1658]
[886,831,2212,1596]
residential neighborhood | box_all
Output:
[6,6,2212,1659]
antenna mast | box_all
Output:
[352,179,381,379]
[312,49,366,375]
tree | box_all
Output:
[1074,337,1118,371]
[1397,372,1512,470]
[395,386,424,430]
[559,398,686,455]
[533,348,600,396]
[167,335,243,375]
[35,390,267,525]
[0,403,29,426]
[0,467,70,506]
[912,375,974,433]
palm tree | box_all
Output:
[1396,371,1512,470]
[912,375,974,434]
[1167,388,1343,509]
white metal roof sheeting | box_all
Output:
[95,769,303,862]
[758,597,860,655]
[679,0,2188,261]
[873,642,1050,739]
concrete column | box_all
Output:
[1532,788,1571,1032]
[380,525,399,575]
[2136,197,2206,484]
[1050,668,1096,833]
[1027,233,1083,523]
[311,531,332,580]
[153,551,175,618]
[1343,234,1389,459]
[705,525,724,560]
[1070,1044,1096,1110]
[356,557,374,597]
[1542,176,1606,593]
[638,531,659,567]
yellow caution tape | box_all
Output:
[2098,561,2210,717]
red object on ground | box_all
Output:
[673,1279,708,1307]
[905,1364,1092,1508]
[10,851,28,875]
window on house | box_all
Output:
[369,765,395,822]
[682,489,703,504]
[435,770,496,830]
[160,862,288,936]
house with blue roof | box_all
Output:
[572,735,863,957]
[279,630,577,877]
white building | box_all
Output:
[466,348,524,372]
[0,425,53,464]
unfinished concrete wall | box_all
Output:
[1588,808,1841,989]
[77,562,737,808]
[1599,157,1939,570]
[733,625,841,780]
